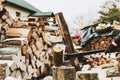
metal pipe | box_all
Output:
[64,48,105,60]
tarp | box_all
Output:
[81,27,120,46]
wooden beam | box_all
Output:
[55,12,75,53]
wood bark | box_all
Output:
[52,66,76,80]
[52,44,63,67]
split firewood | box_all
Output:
[34,50,40,59]
[32,31,39,40]
[23,71,32,79]
[31,59,36,68]
[10,70,17,77]
[6,67,11,76]
[27,65,34,74]
[35,38,43,52]
[31,44,37,53]
[42,32,51,46]
[15,70,22,78]
[19,62,26,71]
[39,51,46,62]
[21,44,28,55]
[10,62,17,71]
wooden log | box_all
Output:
[50,35,63,43]
[76,71,99,80]
[23,71,32,79]
[0,55,13,60]
[35,38,43,52]
[39,51,46,62]
[52,66,76,80]
[21,44,28,55]
[52,44,63,67]
[0,63,7,79]
[15,70,22,78]
[6,67,11,76]
[42,32,51,46]
[10,62,17,71]
[19,62,26,71]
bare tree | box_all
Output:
[72,15,94,29]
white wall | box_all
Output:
[4,5,30,19]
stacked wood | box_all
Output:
[82,36,118,51]
[5,16,65,79]
[0,6,65,79]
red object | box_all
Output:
[72,33,81,39]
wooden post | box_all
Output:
[52,44,63,67]
[52,66,76,80]
[55,12,75,53]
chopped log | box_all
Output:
[35,38,43,52]
[43,43,48,51]
[12,55,20,68]
[10,62,17,71]
[21,44,28,55]
[39,51,46,62]
[6,67,11,76]
[44,26,58,31]
[6,18,13,26]
[23,71,32,79]
[31,44,37,53]
[76,71,99,80]
[42,32,51,46]
[0,55,13,60]
[0,63,7,79]
[34,50,40,59]
[27,65,34,74]
[52,66,76,80]
[52,44,63,67]
[15,70,22,78]
[2,15,7,20]
[36,60,43,68]
[50,35,62,43]
[19,62,26,71]
[10,70,17,77]
[43,76,53,80]
[32,31,39,40]
[31,59,36,68]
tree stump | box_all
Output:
[52,44,64,67]
[52,66,76,80]
[76,71,99,80]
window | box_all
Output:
[16,12,21,17]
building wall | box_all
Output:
[4,5,31,19]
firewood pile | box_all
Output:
[82,35,118,51]
[5,18,63,79]
[0,5,65,79]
